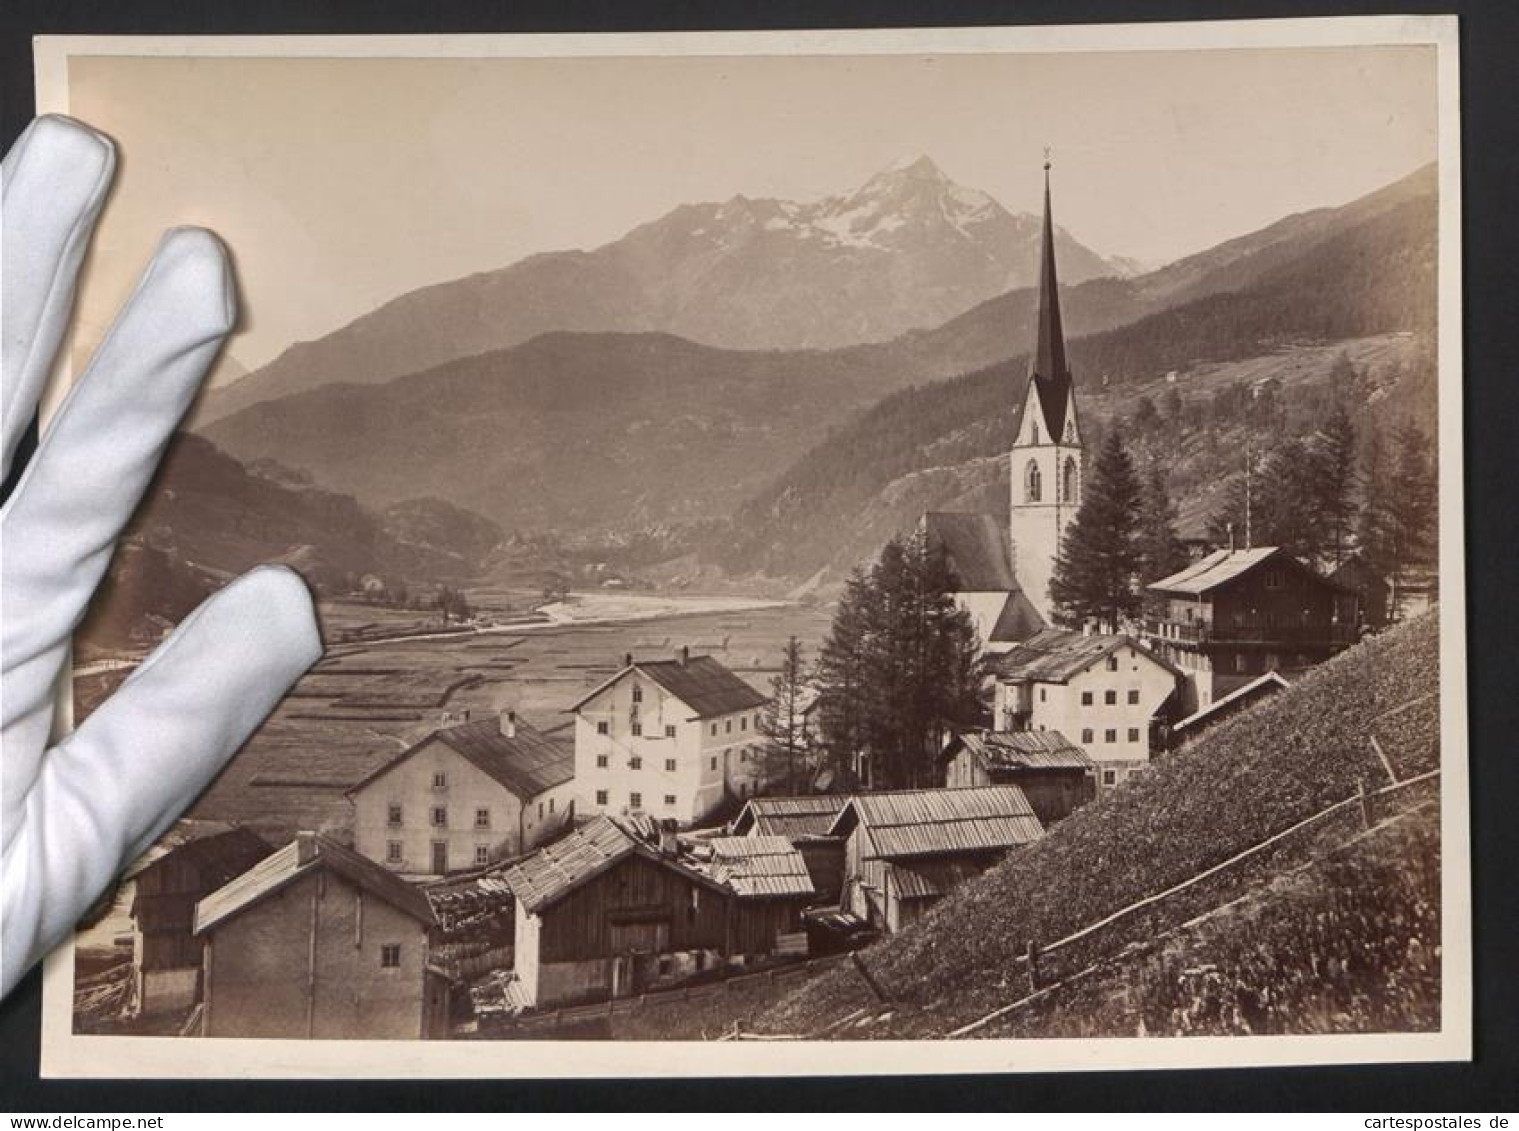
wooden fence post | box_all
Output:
[1357,777,1372,831]
[1026,939,1041,995]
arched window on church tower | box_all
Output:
[1025,459,1042,502]
[1062,456,1079,504]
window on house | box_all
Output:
[1081,728,1094,744]
[741,716,749,731]
[475,845,490,866]
[474,807,490,829]
[710,757,717,771]
[596,754,609,768]
[740,748,749,762]
[631,722,642,737]
[596,789,608,806]
[432,772,447,790]
[1265,652,1281,671]
[664,795,677,807]
[1127,690,1140,705]
[1106,655,1119,672]
[1128,728,1140,743]
[630,792,643,809]
[537,801,544,819]
[380,944,402,968]
[665,724,677,738]
[665,758,677,772]
[1039,688,1046,702]
[632,684,643,703]
[597,720,609,735]
[1104,729,1117,743]
[1080,691,1093,706]
[710,723,718,737]
[549,798,555,813]
[1104,690,1117,705]
[725,720,733,734]
[386,841,403,864]
[1102,770,1117,786]
[1264,570,1283,590]
[387,804,403,827]
[431,806,447,828]
[630,756,642,770]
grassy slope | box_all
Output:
[743,610,1441,1037]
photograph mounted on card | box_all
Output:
[34,18,1467,1077]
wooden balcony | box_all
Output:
[1142,619,1358,647]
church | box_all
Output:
[921,160,1083,651]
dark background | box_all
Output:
[1,0,1514,1112]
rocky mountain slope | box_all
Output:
[198,156,1130,423]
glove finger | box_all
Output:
[0,565,321,998]
[1,116,116,482]
[0,226,235,821]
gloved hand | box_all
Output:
[1,115,322,999]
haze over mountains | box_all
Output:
[198,156,1132,423]
[196,162,1436,567]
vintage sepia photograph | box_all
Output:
[36,20,1466,1077]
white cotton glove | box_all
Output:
[0,115,323,998]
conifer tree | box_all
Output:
[1049,430,1144,630]
[813,568,870,788]
[1314,397,1359,567]
[1137,461,1187,583]
[759,636,809,794]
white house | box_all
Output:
[568,648,771,827]
[346,709,575,875]
[987,629,1182,792]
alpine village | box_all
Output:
[75,156,1442,1043]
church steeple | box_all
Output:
[1029,158,1073,440]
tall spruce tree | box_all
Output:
[812,532,981,790]
[1049,429,1145,630]
[1314,397,1359,567]
[1137,460,1187,583]
[758,636,809,794]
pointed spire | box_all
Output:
[1029,155,1073,440]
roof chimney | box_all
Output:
[500,709,517,738]
[680,645,690,667]
[659,818,680,856]
[623,652,633,669]
[295,831,319,866]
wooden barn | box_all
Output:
[829,786,1045,934]
[730,795,850,902]
[194,833,448,1039]
[1167,670,1291,748]
[128,825,272,1016]
[942,730,1097,826]
[706,836,817,957]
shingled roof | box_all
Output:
[948,729,1096,772]
[732,795,851,838]
[503,817,729,915]
[828,786,1044,862]
[1147,546,1352,597]
[347,713,573,802]
[706,836,816,899]
[921,512,1019,592]
[194,833,435,935]
[568,654,769,721]
[988,629,1180,683]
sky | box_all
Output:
[66,44,1438,377]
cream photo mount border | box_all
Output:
[33,16,1468,1078]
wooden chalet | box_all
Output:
[503,816,807,1008]
[128,825,272,1016]
[730,795,850,902]
[829,786,1045,934]
[942,730,1096,826]
[1142,547,1359,711]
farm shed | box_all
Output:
[347,708,574,875]
[194,833,448,1039]
[942,729,1096,826]
[731,794,849,839]
[128,826,272,1016]
[1167,670,1291,748]
[503,816,737,1008]
[829,786,1045,933]
[706,836,817,955]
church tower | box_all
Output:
[1009,160,1083,623]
